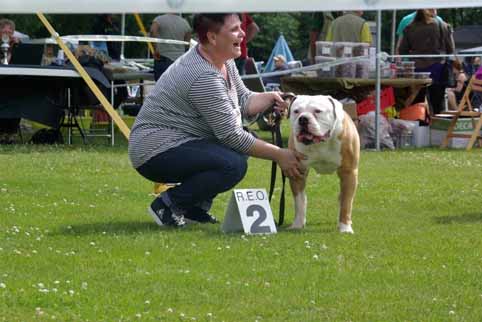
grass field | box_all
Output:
[1,136,482,321]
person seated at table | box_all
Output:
[447,61,468,111]
[263,54,289,87]
[0,18,19,63]
[0,18,21,144]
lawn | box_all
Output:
[1,138,482,321]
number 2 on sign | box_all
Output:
[246,204,271,233]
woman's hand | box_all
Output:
[247,91,289,116]
[276,148,306,179]
[271,92,289,117]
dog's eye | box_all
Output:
[314,109,322,114]
[293,109,299,114]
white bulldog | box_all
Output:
[286,95,360,233]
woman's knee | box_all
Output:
[447,91,457,110]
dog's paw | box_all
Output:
[287,223,304,230]
[338,222,354,234]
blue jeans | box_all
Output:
[136,140,248,211]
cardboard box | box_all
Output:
[430,116,481,148]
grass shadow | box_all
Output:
[53,220,232,237]
[51,218,341,237]
[434,212,482,225]
[53,220,164,236]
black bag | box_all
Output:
[29,129,63,145]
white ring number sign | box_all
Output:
[222,189,277,234]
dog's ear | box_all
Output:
[328,96,344,123]
[281,92,297,119]
[328,97,337,121]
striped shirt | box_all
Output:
[128,45,256,169]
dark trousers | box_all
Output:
[154,56,174,81]
[136,140,248,211]
[415,84,446,115]
[416,63,446,114]
[0,118,21,134]
[427,84,446,115]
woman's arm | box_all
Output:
[398,30,410,55]
[444,23,455,55]
[245,91,288,116]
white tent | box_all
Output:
[460,46,482,53]
[2,0,480,13]
[3,0,478,149]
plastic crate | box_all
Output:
[356,87,395,117]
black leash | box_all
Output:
[267,109,286,226]
[267,93,295,226]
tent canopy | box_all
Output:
[263,34,295,73]
[453,25,482,50]
[460,46,482,53]
[2,0,480,13]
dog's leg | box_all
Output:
[287,133,309,229]
[288,169,309,229]
[337,168,358,234]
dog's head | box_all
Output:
[288,95,343,145]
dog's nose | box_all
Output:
[298,116,308,126]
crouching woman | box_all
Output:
[128,13,304,227]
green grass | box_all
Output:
[1,139,482,321]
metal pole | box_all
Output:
[391,10,397,57]
[121,13,126,60]
[375,10,382,151]
[111,81,115,146]
[67,88,72,144]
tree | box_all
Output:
[249,13,304,63]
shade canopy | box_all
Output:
[263,35,295,73]
[2,0,480,13]
[453,25,482,50]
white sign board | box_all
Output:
[222,189,277,235]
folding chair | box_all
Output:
[441,75,482,150]
[63,85,114,145]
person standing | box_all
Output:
[0,18,18,63]
[399,9,454,114]
[235,13,259,75]
[150,13,191,81]
[395,9,444,58]
[306,12,335,65]
[326,11,372,44]
[129,13,304,228]
[92,14,121,60]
